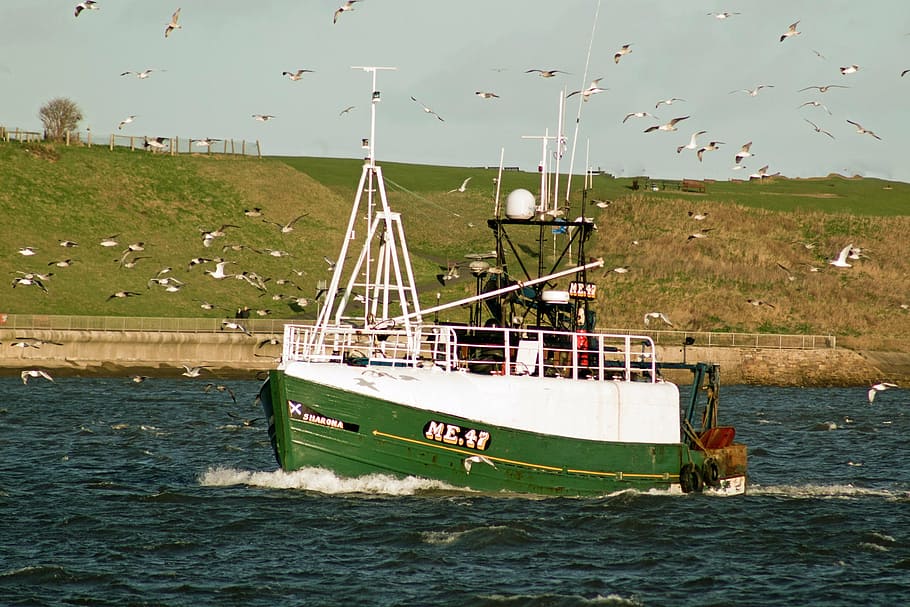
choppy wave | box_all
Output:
[198,465,458,495]
[748,483,908,500]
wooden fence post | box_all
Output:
[256,140,261,159]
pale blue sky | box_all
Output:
[2,1,909,182]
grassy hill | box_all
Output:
[2,141,908,350]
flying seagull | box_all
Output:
[410,96,444,121]
[221,320,252,337]
[448,177,472,193]
[708,11,740,19]
[868,382,898,403]
[252,114,275,121]
[613,44,632,64]
[74,1,98,17]
[839,65,860,75]
[475,91,499,99]
[644,116,689,133]
[282,69,314,81]
[567,78,607,102]
[525,69,568,78]
[655,97,685,109]
[181,365,209,378]
[263,214,309,233]
[643,312,673,326]
[798,100,831,114]
[117,115,136,130]
[164,8,181,38]
[730,84,774,97]
[121,69,161,79]
[779,20,801,42]
[106,290,141,301]
[799,84,848,93]
[339,105,356,116]
[734,141,754,164]
[622,111,657,123]
[677,130,707,154]
[804,119,835,139]
[696,141,724,162]
[828,244,854,268]
[333,0,359,24]
[846,119,881,140]
[21,369,54,384]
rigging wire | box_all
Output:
[565,0,602,201]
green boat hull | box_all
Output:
[262,369,746,496]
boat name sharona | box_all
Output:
[289,400,360,433]
[424,420,492,451]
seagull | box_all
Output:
[117,115,136,130]
[263,214,309,233]
[749,165,778,180]
[708,11,739,19]
[463,454,497,474]
[200,224,239,247]
[99,235,119,247]
[902,69,910,78]
[18,246,37,256]
[333,0,358,24]
[338,105,356,116]
[164,8,181,38]
[730,84,774,97]
[11,276,48,293]
[734,141,754,164]
[779,20,801,42]
[282,69,314,81]
[688,211,709,220]
[799,84,848,93]
[252,114,275,121]
[643,312,673,326]
[687,228,714,241]
[205,260,235,279]
[181,364,209,378]
[205,383,237,403]
[106,290,141,301]
[475,91,499,99]
[811,49,827,60]
[828,244,854,268]
[644,116,689,133]
[677,130,707,154]
[143,136,168,151]
[448,177,471,193]
[696,141,724,162]
[193,137,221,148]
[746,298,775,309]
[21,369,54,384]
[798,100,831,115]
[613,44,632,64]
[120,69,161,80]
[14,337,64,348]
[567,78,607,102]
[655,97,685,109]
[130,375,149,384]
[868,382,898,403]
[846,119,881,140]
[776,262,797,282]
[48,259,78,268]
[410,96,444,121]
[525,69,568,78]
[593,199,612,208]
[622,111,657,123]
[74,1,98,17]
[243,207,262,217]
[804,119,835,139]
[839,65,860,75]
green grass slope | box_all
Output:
[2,142,908,349]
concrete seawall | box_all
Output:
[2,328,909,386]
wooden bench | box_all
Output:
[681,179,706,193]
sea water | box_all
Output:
[1,377,908,606]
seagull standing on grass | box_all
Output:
[868,382,898,403]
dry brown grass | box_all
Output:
[587,195,910,345]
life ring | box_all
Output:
[702,457,721,487]
[679,463,704,494]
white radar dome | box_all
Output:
[505,188,536,219]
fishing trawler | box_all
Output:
[259,67,747,496]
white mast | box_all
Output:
[311,66,422,351]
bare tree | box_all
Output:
[38,97,83,141]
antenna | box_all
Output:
[522,129,557,211]
[351,66,397,168]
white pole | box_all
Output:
[565,0,602,202]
